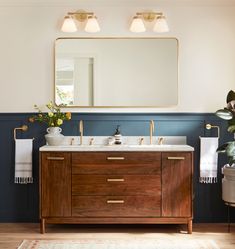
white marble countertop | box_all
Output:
[40,136,194,152]
[40,144,194,152]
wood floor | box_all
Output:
[0,223,234,249]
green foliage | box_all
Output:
[217,141,235,166]
[216,90,235,165]
[216,90,235,133]
[29,101,71,127]
[226,90,235,103]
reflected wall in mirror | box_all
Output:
[55,38,178,107]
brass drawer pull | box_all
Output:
[107,178,124,182]
[107,157,125,160]
[107,200,124,204]
[47,157,64,160]
[167,157,185,160]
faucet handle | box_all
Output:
[89,138,94,146]
[139,137,144,145]
[158,137,164,145]
[70,138,75,145]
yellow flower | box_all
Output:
[28,117,35,123]
[66,112,71,120]
[47,101,53,108]
[57,119,63,126]
[48,112,53,117]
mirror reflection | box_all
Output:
[55,38,178,107]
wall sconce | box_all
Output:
[61,10,100,33]
[130,12,169,33]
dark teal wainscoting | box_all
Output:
[0,113,234,223]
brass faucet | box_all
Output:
[79,120,83,145]
[150,120,155,145]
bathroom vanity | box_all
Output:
[39,142,194,234]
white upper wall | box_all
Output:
[0,0,234,112]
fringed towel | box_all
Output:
[199,137,218,184]
[15,139,33,184]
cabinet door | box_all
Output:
[41,152,71,217]
[162,152,193,217]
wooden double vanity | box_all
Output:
[39,145,194,234]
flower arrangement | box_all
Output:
[216,90,235,166]
[29,101,71,127]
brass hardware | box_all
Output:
[158,137,164,145]
[136,12,163,22]
[89,138,94,146]
[107,178,124,182]
[107,200,124,204]
[130,11,169,33]
[67,10,94,22]
[70,138,75,145]
[167,157,185,160]
[79,120,83,145]
[150,120,155,145]
[61,10,100,33]
[139,137,144,145]
[205,123,220,138]
[47,157,65,160]
[107,157,125,160]
[206,124,212,129]
[14,125,28,140]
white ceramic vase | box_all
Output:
[45,127,64,146]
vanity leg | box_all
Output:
[187,219,193,234]
[40,218,45,234]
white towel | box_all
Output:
[15,139,33,184]
[199,137,218,184]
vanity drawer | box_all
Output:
[72,195,161,217]
[72,152,161,175]
[72,152,161,165]
[72,163,160,175]
[72,175,161,196]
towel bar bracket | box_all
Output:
[14,125,28,140]
[205,123,220,138]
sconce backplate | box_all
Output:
[74,12,87,22]
[137,12,163,22]
[142,12,156,22]
[68,10,93,22]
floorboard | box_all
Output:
[0,223,234,249]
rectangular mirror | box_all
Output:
[55,38,178,107]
